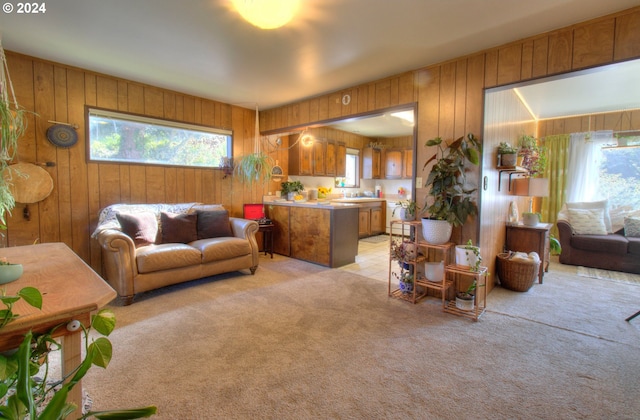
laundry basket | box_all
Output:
[496,252,540,292]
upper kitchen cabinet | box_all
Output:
[313,140,326,175]
[336,142,346,177]
[289,133,313,175]
[383,148,413,179]
[362,147,382,179]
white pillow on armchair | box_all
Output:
[565,199,612,233]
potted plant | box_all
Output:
[0,287,157,418]
[497,142,518,167]
[393,269,414,294]
[0,256,23,284]
[522,211,541,227]
[281,180,304,200]
[421,133,481,244]
[455,239,482,272]
[389,239,418,266]
[455,280,477,311]
[517,134,547,177]
[393,200,418,221]
[550,234,562,255]
[234,152,274,185]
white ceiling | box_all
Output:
[1,0,638,113]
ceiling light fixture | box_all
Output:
[232,0,301,29]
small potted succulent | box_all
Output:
[393,200,418,221]
[456,280,477,311]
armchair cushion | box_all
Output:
[116,211,158,247]
[624,216,640,237]
[160,212,198,244]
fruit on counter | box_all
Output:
[294,194,304,201]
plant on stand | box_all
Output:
[455,239,482,272]
[421,133,481,244]
[392,200,418,221]
[455,280,477,311]
[497,142,518,167]
[390,239,417,294]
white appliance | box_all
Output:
[386,202,411,236]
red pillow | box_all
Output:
[160,212,198,244]
[116,212,158,247]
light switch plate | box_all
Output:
[416,177,422,186]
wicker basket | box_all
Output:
[496,252,540,292]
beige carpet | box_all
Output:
[81,255,640,419]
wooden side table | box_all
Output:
[258,223,274,258]
[505,222,552,283]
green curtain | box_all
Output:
[540,134,570,238]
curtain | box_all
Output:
[565,131,613,202]
[540,134,570,237]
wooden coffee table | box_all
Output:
[0,242,116,413]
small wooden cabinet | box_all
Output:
[403,148,413,179]
[325,140,337,176]
[505,222,552,284]
[362,148,381,179]
[312,140,326,176]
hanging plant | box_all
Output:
[235,105,274,185]
[0,42,29,229]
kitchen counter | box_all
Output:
[265,201,360,267]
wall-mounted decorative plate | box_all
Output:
[46,124,78,147]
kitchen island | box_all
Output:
[265,200,361,267]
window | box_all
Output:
[87,108,232,168]
[335,148,359,188]
[600,136,640,212]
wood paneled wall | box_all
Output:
[3,52,278,274]
[261,6,640,291]
[538,109,640,136]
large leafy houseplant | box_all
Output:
[0,286,157,419]
[422,133,482,226]
[234,105,274,186]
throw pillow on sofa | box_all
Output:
[566,199,612,233]
[160,212,198,243]
[196,209,233,239]
[624,216,640,237]
[116,211,158,247]
[567,208,608,235]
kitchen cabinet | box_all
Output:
[313,140,326,175]
[384,149,403,179]
[358,201,385,238]
[383,148,413,179]
[267,204,291,256]
[403,148,413,179]
[336,142,346,177]
[325,140,336,176]
[288,134,313,175]
[362,147,381,179]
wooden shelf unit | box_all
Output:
[388,220,454,306]
[443,264,488,321]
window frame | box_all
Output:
[86,106,233,168]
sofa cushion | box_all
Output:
[160,212,198,244]
[196,209,233,239]
[566,199,612,233]
[191,238,251,263]
[116,211,158,247]
[567,208,608,235]
[570,233,629,255]
[628,237,640,256]
[624,216,640,237]
[136,243,202,273]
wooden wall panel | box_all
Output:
[547,29,573,75]
[572,18,615,69]
[497,44,522,86]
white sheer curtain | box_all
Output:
[565,130,613,202]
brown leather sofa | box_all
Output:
[93,203,259,304]
[557,220,640,274]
